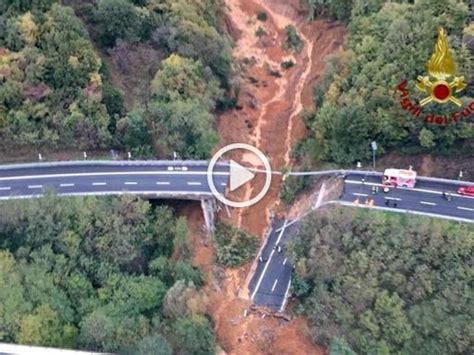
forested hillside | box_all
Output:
[0,195,215,354]
[302,0,474,165]
[0,0,232,159]
[288,207,474,354]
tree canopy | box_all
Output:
[0,195,214,353]
[288,207,474,354]
[304,0,473,165]
[1,0,232,159]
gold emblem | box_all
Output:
[416,28,466,106]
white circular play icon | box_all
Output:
[207,143,272,208]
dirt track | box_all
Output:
[186,0,346,354]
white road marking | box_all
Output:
[124,182,138,185]
[28,185,43,189]
[384,196,402,201]
[353,192,368,197]
[271,279,279,293]
[0,170,229,182]
[156,182,171,185]
[0,187,11,191]
[345,179,474,200]
[420,201,436,206]
[221,183,227,186]
[283,258,287,265]
[92,182,107,186]
[251,220,287,300]
[60,183,75,187]
[0,191,215,201]
[187,182,202,186]
[276,224,287,245]
[279,279,292,313]
[457,206,474,212]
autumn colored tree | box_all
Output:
[289,207,474,354]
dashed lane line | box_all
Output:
[271,279,279,293]
[283,258,287,265]
[156,182,171,185]
[353,192,368,197]
[420,201,437,206]
[187,182,202,186]
[28,185,43,189]
[0,187,11,191]
[384,196,402,201]
[279,279,292,313]
[457,206,474,212]
[92,182,107,186]
[60,183,75,187]
[251,220,287,301]
[124,182,138,185]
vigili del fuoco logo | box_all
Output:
[397,28,473,125]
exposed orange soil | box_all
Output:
[194,0,346,354]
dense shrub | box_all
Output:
[214,222,258,267]
[283,25,304,53]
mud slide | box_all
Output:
[194,0,346,353]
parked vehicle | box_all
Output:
[383,168,417,188]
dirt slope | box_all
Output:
[218,0,345,235]
[191,0,346,354]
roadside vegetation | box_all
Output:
[280,175,310,205]
[287,207,474,354]
[0,0,233,159]
[298,0,473,166]
[0,195,215,353]
[214,221,258,268]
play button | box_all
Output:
[229,160,255,191]
[207,143,272,208]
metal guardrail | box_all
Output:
[0,160,214,170]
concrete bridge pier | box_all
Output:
[201,198,217,233]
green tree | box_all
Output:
[289,207,474,354]
[305,0,472,165]
[170,316,216,355]
[214,222,258,267]
[174,217,191,259]
[96,0,141,46]
[330,337,356,355]
[148,96,218,159]
[148,54,220,158]
[117,111,154,159]
[124,334,172,355]
[0,251,30,342]
[419,127,436,148]
[17,304,76,348]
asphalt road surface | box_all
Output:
[0,161,229,200]
[249,172,474,312]
[248,219,295,312]
[342,173,474,222]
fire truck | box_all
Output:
[382,168,417,188]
